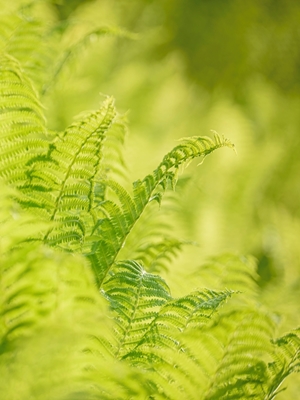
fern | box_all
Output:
[0,2,299,399]
[103,260,171,358]
[266,329,300,399]
[0,2,57,92]
[103,259,234,398]
[190,254,260,301]
[0,54,48,186]
[89,134,234,287]
[42,24,136,96]
[0,185,151,399]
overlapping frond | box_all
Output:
[0,184,108,348]
[126,288,233,356]
[121,287,233,398]
[0,185,150,399]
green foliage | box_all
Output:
[0,1,299,399]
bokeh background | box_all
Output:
[14,0,300,396]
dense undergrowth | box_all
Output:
[0,1,299,399]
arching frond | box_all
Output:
[90,134,234,287]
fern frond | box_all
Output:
[134,134,233,212]
[117,287,232,399]
[103,260,171,358]
[0,184,102,346]
[90,134,234,287]
[42,24,137,96]
[0,54,48,185]
[132,288,233,352]
[266,328,300,399]
[0,184,151,399]
[0,10,55,93]
[18,97,118,248]
[192,254,259,300]
[101,256,234,398]
[204,310,276,399]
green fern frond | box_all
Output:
[101,257,234,398]
[266,328,300,399]
[0,9,55,93]
[0,184,102,346]
[0,184,151,399]
[133,288,233,351]
[0,54,48,185]
[0,239,108,345]
[117,288,232,399]
[192,254,259,300]
[90,134,234,287]
[103,260,171,358]
[132,135,229,213]
[204,310,276,399]
[16,97,118,247]
[139,330,225,400]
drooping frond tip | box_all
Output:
[177,131,235,165]
[154,133,235,184]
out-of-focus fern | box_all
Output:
[266,329,300,399]
[0,54,48,185]
[134,237,191,273]
[0,8,54,91]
